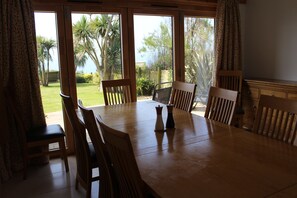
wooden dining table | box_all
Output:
[83,100,297,197]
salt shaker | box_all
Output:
[155,105,164,132]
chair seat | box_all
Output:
[27,124,65,142]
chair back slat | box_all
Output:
[253,95,297,145]
[96,117,146,198]
[169,81,196,112]
[102,79,132,105]
[204,87,238,125]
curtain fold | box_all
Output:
[215,0,242,72]
[0,0,46,182]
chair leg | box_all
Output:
[75,175,78,190]
[59,139,69,172]
[86,184,92,198]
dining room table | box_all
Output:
[81,100,297,198]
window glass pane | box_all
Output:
[71,13,122,107]
[34,12,64,149]
[34,12,63,124]
[134,15,173,101]
[184,17,214,115]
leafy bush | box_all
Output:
[76,73,93,83]
[92,72,100,84]
[136,78,155,96]
[136,64,150,79]
[76,74,85,83]
[84,74,93,82]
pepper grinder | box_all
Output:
[166,104,175,129]
[155,105,164,132]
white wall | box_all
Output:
[243,0,297,81]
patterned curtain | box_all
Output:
[215,0,242,72]
[0,0,45,182]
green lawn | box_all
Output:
[40,82,104,113]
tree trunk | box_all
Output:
[42,62,46,86]
[46,57,49,86]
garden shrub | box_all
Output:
[136,78,155,96]
[76,73,93,83]
[92,72,100,84]
[83,74,93,83]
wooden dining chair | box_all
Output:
[204,86,238,125]
[217,70,244,127]
[152,82,172,104]
[60,93,99,198]
[96,116,159,198]
[217,70,243,105]
[253,95,297,145]
[4,90,69,180]
[102,79,133,105]
[78,99,117,198]
[169,81,196,112]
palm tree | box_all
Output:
[73,15,100,73]
[73,14,121,85]
[36,36,56,86]
[92,15,121,79]
[43,39,56,86]
[73,38,88,71]
[36,36,45,83]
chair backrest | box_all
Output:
[204,86,238,125]
[253,95,297,145]
[169,81,196,112]
[152,82,172,104]
[102,79,132,105]
[60,93,91,183]
[96,116,145,198]
[78,100,116,197]
[217,70,243,106]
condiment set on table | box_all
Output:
[154,104,175,132]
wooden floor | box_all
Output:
[0,156,99,198]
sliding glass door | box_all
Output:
[184,17,215,115]
[133,14,174,101]
[34,11,65,150]
[71,12,123,107]
[34,12,63,125]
